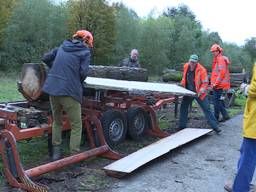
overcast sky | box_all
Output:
[108,0,256,46]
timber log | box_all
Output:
[19,63,148,101]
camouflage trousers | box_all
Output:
[50,96,82,152]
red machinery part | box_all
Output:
[0,91,179,191]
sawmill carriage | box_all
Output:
[0,63,195,191]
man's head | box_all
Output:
[130,49,139,61]
[189,54,198,65]
[210,44,223,57]
[73,30,93,48]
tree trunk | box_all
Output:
[89,65,148,81]
[19,63,148,101]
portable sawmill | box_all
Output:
[0,63,196,191]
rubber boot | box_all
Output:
[52,145,61,161]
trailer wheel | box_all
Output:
[127,107,147,140]
[100,110,127,147]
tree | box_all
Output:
[244,37,256,64]
[0,0,17,46]
[171,16,201,65]
[0,0,67,70]
[163,5,202,67]
[67,0,116,65]
[138,16,174,74]
[112,3,140,64]
[163,4,196,21]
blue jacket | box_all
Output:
[42,39,91,103]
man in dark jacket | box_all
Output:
[118,49,141,68]
[42,30,93,160]
[178,54,221,133]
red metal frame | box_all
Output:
[0,91,179,191]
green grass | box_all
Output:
[0,74,23,102]
[234,94,247,107]
[158,118,170,129]
[228,94,247,116]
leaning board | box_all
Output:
[104,128,212,175]
[85,77,196,96]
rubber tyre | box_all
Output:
[100,110,127,148]
[127,107,147,140]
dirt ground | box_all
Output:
[1,103,245,192]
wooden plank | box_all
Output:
[85,77,196,96]
[103,128,212,174]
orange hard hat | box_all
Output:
[73,30,93,48]
[210,44,223,52]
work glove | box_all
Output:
[240,83,247,92]
[244,85,250,97]
[197,92,202,97]
[240,83,250,97]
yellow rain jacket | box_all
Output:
[243,64,256,138]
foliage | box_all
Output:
[243,37,256,71]
[0,0,17,47]
[67,0,116,65]
[163,4,196,21]
[0,0,68,71]
[223,43,252,71]
[112,3,140,65]
[162,70,182,82]
[0,1,255,75]
[138,16,174,74]
[162,5,204,68]
[234,94,247,107]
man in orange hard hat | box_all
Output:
[42,30,93,160]
[178,54,221,133]
[210,44,230,122]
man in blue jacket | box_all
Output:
[42,30,93,160]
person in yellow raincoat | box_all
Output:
[224,63,256,192]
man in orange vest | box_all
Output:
[210,44,230,122]
[178,54,221,133]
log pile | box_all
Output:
[230,73,248,87]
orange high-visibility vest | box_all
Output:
[211,54,230,90]
[181,63,209,100]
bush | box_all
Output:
[162,70,182,82]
